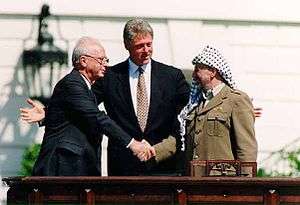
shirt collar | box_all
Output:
[212,82,225,97]
[80,73,92,90]
[128,58,151,75]
[202,82,225,100]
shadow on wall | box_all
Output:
[0,4,69,177]
[0,55,41,177]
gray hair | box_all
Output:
[72,36,101,67]
[123,18,153,48]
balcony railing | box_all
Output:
[3,176,300,205]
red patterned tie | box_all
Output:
[136,67,149,132]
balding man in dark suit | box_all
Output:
[29,37,146,176]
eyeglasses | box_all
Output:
[83,54,109,65]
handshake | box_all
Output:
[129,139,156,162]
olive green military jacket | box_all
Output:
[154,85,257,176]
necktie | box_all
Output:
[202,89,213,108]
[136,67,148,132]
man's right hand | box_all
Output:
[137,140,156,162]
[129,139,156,161]
[20,98,45,123]
[129,139,151,157]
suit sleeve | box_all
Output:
[154,69,190,162]
[153,136,176,162]
[174,69,190,113]
[232,93,258,162]
[63,78,132,147]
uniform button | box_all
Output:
[193,155,199,159]
[197,116,203,121]
[195,129,202,134]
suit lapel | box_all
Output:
[72,69,97,104]
[113,60,163,133]
[199,85,231,114]
[146,60,162,132]
[115,60,139,126]
[72,69,90,90]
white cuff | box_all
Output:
[126,138,135,148]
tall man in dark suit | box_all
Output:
[30,37,147,176]
[91,19,190,175]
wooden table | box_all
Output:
[3,176,300,205]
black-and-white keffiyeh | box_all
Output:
[178,45,236,151]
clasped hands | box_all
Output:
[129,139,156,162]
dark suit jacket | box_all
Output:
[33,69,132,176]
[92,59,190,175]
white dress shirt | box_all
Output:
[80,73,92,90]
[128,58,152,115]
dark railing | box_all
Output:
[3,176,300,205]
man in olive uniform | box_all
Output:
[177,45,257,176]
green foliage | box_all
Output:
[19,143,41,176]
[257,168,292,177]
[258,148,300,177]
[285,149,300,173]
[257,168,271,177]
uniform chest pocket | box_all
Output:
[206,113,229,137]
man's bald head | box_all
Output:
[72,36,105,67]
[71,37,108,83]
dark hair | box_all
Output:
[123,18,153,48]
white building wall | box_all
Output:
[1,0,300,204]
